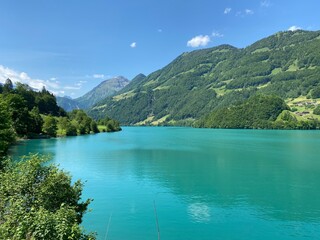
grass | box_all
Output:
[135,116,155,126]
[252,47,270,54]
[151,115,170,125]
[113,90,136,101]
[286,59,299,72]
[212,86,232,96]
[271,68,282,75]
[98,125,107,132]
[154,85,170,91]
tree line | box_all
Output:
[0,79,122,155]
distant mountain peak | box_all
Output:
[57,76,130,111]
[75,76,130,109]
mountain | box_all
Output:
[88,30,320,126]
[56,76,130,111]
[56,96,82,112]
[118,73,146,93]
[75,76,129,109]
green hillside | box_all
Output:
[89,30,320,127]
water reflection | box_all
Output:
[10,128,320,239]
[105,128,320,223]
[187,202,211,223]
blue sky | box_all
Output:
[0,0,319,98]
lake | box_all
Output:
[10,127,320,240]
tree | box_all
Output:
[28,107,44,134]
[311,86,320,99]
[0,154,96,239]
[5,94,30,135]
[0,98,15,158]
[69,110,99,134]
[90,121,99,133]
[15,82,36,110]
[65,123,78,136]
[3,78,13,93]
[42,115,57,137]
[314,105,320,115]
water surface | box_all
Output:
[11,127,320,239]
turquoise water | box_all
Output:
[10,127,320,239]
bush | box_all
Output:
[0,154,95,239]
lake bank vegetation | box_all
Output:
[0,79,123,239]
[0,79,121,155]
[0,154,96,239]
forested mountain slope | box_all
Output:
[89,30,320,126]
[56,96,82,112]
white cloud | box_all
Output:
[288,25,302,31]
[93,74,105,79]
[212,31,224,38]
[245,9,254,15]
[130,42,137,48]
[64,86,81,90]
[187,35,210,48]
[0,64,87,97]
[75,80,87,87]
[261,1,271,7]
[224,8,231,14]
[0,65,61,92]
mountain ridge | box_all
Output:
[87,30,320,126]
[57,76,130,111]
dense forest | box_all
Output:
[89,30,320,128]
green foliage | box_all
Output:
[0,98,15,157]
[311,86,320,99]
[3,78,13,94]
[29,107,44,134]
[37,87,66,116]
[196,95,289,129]
[313,105,320,115]
[0,81,103,138]
[0,154,95,239]
[42,115,58,137]
[5,93,30,135]
[68,110,100,134]
[58,117,77,136]
[98,117,121,132]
